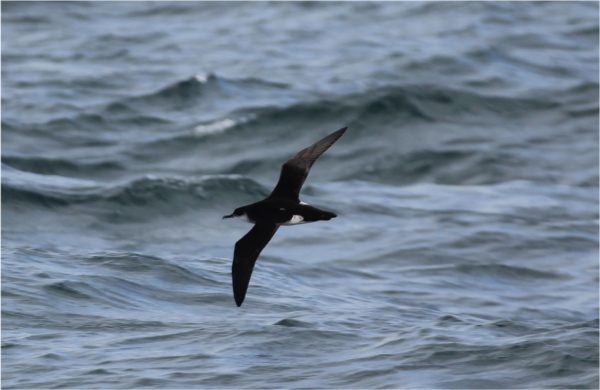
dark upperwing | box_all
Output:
[232,223,279,307]
[268,127,347,202]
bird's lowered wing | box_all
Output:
[232,223,279,307]
[269,126,347,201]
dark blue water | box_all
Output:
[2,2,599,388]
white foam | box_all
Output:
[194,72,209,83]
[193,118,236,136]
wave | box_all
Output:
[123,81,565,165]
[234,83,560,129]
[5,248,231,313]
[108,73,294,116]
[453,263,567,280]
[2,73,296,147]
[84,252,221,285]
[2,154,124,176]
[336,147,534,185]
[4,75,595,189]
[2,167,268,209]
[8,73,566,139]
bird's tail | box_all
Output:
[319,211,336,221]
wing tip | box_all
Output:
[232,276,247,307]
[233,284,246,307]
[329,126,348,141]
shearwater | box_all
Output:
[223,127,348,306]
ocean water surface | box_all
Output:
[2,2,599,388]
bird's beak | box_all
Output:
[223,214,234,219]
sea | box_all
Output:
[2,2,599,389]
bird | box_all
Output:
[223,126,348,307]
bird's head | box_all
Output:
[223,207,245,219]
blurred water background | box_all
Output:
[2,2,599,388]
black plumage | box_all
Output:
[223,126,347,306]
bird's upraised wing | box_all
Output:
[232,223,279,307]
[269,127,347,201]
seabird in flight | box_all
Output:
[223,126,348,306]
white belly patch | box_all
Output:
[281,214,307,225]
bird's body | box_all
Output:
[223,126,347,306]
[232,198,336,226]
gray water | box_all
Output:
[2,2,599,389]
